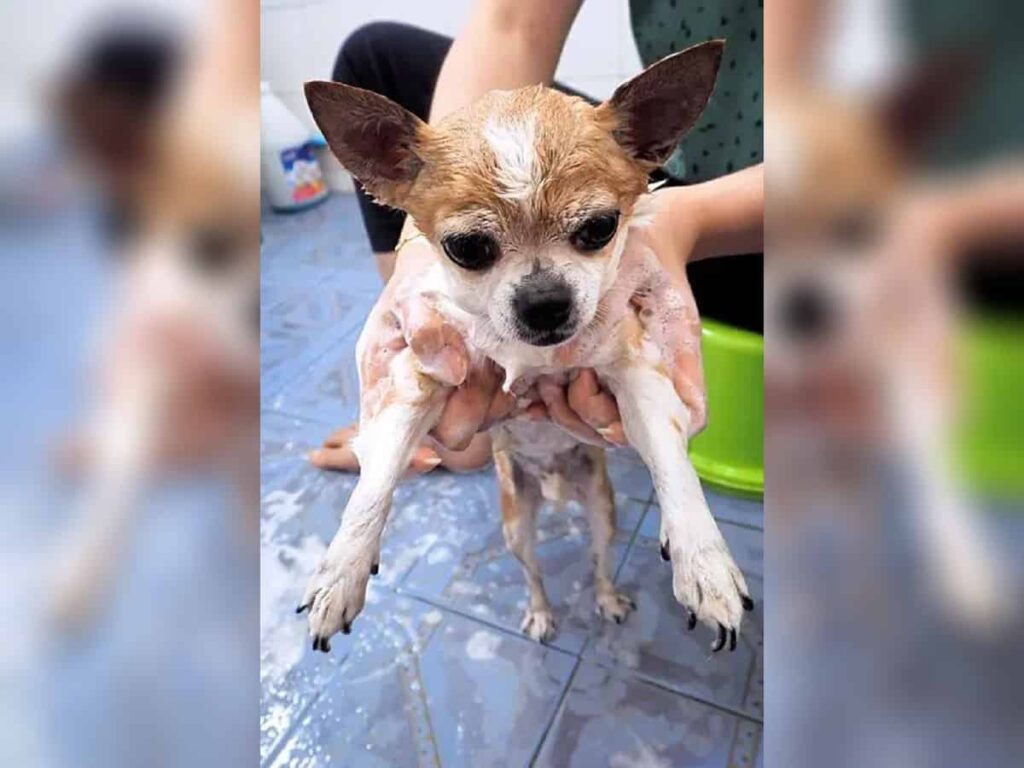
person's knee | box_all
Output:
[332,21,408,88]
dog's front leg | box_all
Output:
[600,362,753,651]
[48,370,162,631]
[301,348,446,651]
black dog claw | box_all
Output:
[341,623,351,635]
[660,542,671,561]
[370,563,379,576]
[296,603,310,615]
[741,594,754,612]
[712,624,727,653]
[729,628,737,652]
[687,611,698,631]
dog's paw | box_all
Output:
[520,608,558,643]
[663,534,754,653]
[47,562,102,633]
[46,545,111,634]
[595,589,636,624]
[297,551,375,653]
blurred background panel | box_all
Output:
[765,0,1024,766]
[0,1,258,767]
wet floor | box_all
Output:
[260,193,764,767]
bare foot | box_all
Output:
[309,425,492,474]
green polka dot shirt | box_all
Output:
[629,0,763,183]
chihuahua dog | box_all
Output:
[299,41,753,653]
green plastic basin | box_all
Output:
[688,318,764,498]
[956,314,1024,500]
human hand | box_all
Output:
[310,235,516,472]
[549,186,713,444]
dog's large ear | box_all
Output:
[878,47,980,157]
[598,40,723,166]
[304,81,428,207]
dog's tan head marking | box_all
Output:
[307,41,722,347]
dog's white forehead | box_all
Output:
[483,111,540,202]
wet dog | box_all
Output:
[300,41,753,652]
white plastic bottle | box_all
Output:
[260,81,329,212]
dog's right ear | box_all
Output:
[304,81,428,207]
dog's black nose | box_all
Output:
[780,281,834,340]
[513,274,575,343]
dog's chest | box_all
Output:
[495,419,580,463]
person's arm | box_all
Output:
[663,164,765,265]
[552,165,765,445]
[429,0,582,122]
[392,0,580,261]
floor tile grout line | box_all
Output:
[527,656,581,768]
[262,322,363,400]
[260,406,336,429]
[262,684,327,768]
[587,653,764,725]
[397,590,583,661]
[546,495,653,661]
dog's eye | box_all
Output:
[440,232,500,271]
[189,226,239,274]
[570,212,619,252]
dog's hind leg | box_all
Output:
[302,347,446,651]
[577,447,635,623]
[495,448,556,643]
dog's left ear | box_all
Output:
[599,40,724,166]
[305,80,428,207]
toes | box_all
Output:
[596,593,636,624]
[521,612,557,643]
[711,623,727,653]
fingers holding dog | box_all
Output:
[432,361,513,449]
[566,369,628,446]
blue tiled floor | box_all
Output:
[0,196,257,767]
[260,193,764,767]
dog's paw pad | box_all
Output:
[520,608,557,643]
[595,591,636,624]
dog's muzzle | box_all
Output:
[512,271,577,347]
